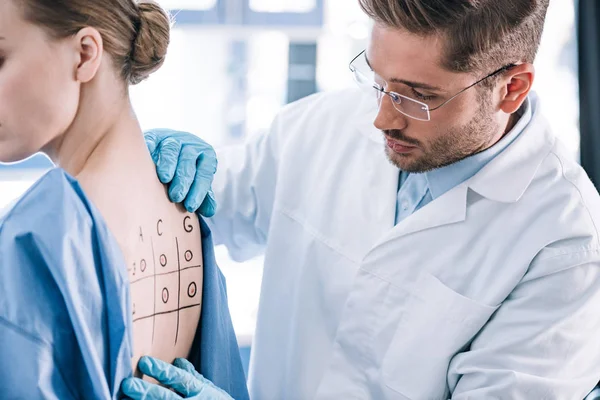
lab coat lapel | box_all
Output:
[374,183,469,249]
[397,184,469,236]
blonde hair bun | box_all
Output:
[128,1,171,85]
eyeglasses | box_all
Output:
[349,50,516,122]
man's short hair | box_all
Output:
[359,0,550,76]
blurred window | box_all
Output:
[159,0,217,10]
[249,0,316,13]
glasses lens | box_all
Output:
[350,53,378,92]
[391,95,431,121]
[352,69,374,89]
[350,51,431,121]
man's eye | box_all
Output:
[411,88,436,102]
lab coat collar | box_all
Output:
[394,183,469,237]
[467,92,555,203]
[425,98,532,201]
[369,182,469,251]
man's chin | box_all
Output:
[385,148,412,170]
[385,148,436,173]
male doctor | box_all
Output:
[123,0,600,399]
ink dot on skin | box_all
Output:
[162,288,169,304]
[188,282,197,298]
[185,250,193,262]
[160,254,167,267]
[140,259,147,272]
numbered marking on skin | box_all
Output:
[188,282,197,298]
[183,216,193,233]
[162,288,169,304]
[160,254,167,267]
[184,250,193,262]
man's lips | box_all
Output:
[385,137,418,154]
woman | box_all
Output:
[0,1,248,399]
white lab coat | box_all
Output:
[208,88,600,399]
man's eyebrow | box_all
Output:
[364,54,443,92]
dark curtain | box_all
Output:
[579,0,600,188]
[578,2,600,397]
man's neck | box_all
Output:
[504,111,521,136]
[484,105,524,153]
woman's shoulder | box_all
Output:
[0,168,95,236]
[0,167,124,279]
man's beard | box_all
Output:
[384,96,498,173]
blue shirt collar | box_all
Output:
[423,98,533,200]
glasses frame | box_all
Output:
[349,50,517,122]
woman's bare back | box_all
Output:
[76,134,204,376]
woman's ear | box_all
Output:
[498,63,535,114]
[73,27,103,83]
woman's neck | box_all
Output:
[44,82,141,177]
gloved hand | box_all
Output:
[145,129,217,217]
[121,356,234,400]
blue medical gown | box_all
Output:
[0,169,249,400]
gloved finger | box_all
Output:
[183,150,217,213]
[195,189,217,218]
[173,358,205,381]
[155,138,183,184]
[145,128,180,161]
[172,359,232,398]
[144,130,159,156]
[137,356,203,397]
[169,146,202,204]
[121,377,179,400]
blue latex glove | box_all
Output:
[121,356,234,400]
[145,129,218,217]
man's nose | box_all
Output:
[373,93,409,132]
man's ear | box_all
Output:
[498,63,535,114]
[72,27,103,83]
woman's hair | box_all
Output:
[20,0,171,85]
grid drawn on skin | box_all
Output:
[129,217,203,344]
